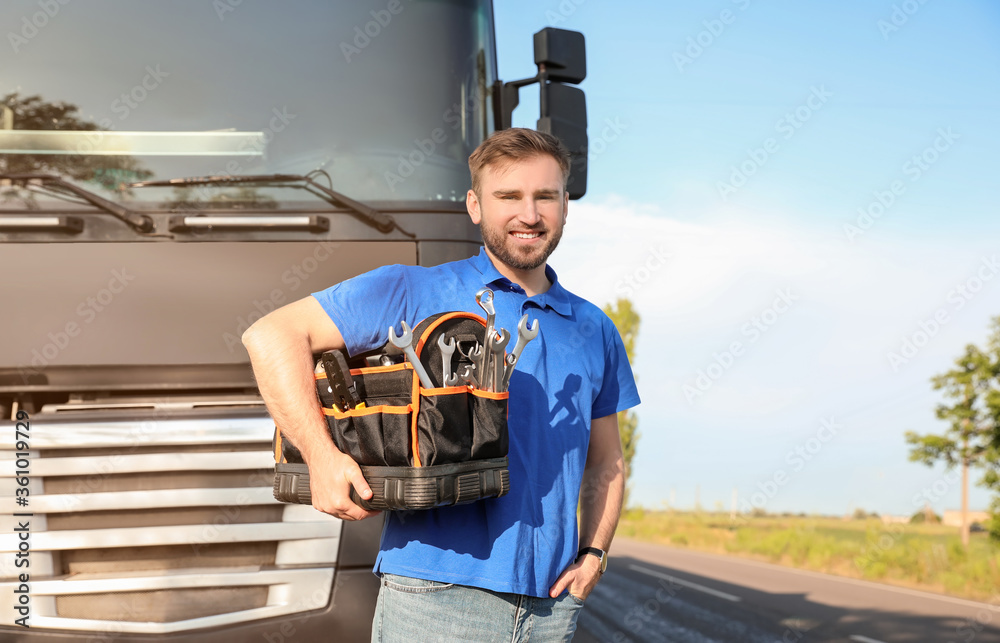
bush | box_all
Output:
[618,510,1000,602]
[910,510,942,524]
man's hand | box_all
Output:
[548,553,602,602]
[308,446,381,521]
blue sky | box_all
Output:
[495,1,1000,517]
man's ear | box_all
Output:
[467,189,482,225]
[562,192,569,226]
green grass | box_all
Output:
[617,510,1000,602]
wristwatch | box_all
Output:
[577,547,608,574]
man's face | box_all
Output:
[467,154,568,272]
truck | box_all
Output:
[0,1,587,640]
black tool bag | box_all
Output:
[272,312,510,511]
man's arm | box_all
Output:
[549,412,625,600]
[242,296,379,521]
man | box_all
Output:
[242,128,640,642]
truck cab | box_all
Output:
[0,2,585,640]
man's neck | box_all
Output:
[484,247,552,297]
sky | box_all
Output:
[495,1,1000,517]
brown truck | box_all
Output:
[0,1,586,640]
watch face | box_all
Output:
[579,547,608,573]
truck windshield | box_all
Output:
[0,0,497,210]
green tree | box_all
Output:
[164,186,278,211]
[603,298,640,508]
[0,92,151,201]
[906,316,1000,547]
[979,317,1000,541]
[909,508,941,524]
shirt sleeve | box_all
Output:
[591,321,641,419]
[311,264,411,356]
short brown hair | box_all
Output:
[468,128,571,197]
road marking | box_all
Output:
[628,564,741,602]
[849,636,886,643]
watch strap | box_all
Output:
[577,547,607,574]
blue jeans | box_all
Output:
[372,573,584,642]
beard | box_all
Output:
[480,219,564,271]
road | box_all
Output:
[574,538,1000,643]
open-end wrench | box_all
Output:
[468,343,483,368]
[437,334,459,386]
[500,315,539,391]
[489,328,510,392]
[388,321,434,389]
[456,341,475,360]
[458,341,484,385]
[476,288,496,392]
[457,363,480,389]
[481,331,495,390]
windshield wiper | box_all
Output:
[0,172,154,233]
[128,173,412,236]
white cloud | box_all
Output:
[552,195,1000,513]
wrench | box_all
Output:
[457,363,480,389]
[457,339,479,358]
[481,331,495,390]
[458,341,484,385]
[388,321,434,389]
[437,334,459,386]
[499,315,539,391]
[468,343,484,367]
[489,329,510,392]
[476,288,496,393]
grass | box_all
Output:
[616,509,1000,602]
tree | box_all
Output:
[980,317,1000,541]
[603,298,640,508]
[166,186,278,210]
[906,316,1000,547]
[909,508,941,524]
[0,92,151,202]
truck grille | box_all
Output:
[0,415,343,634]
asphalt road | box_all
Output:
[574,538,1000,643]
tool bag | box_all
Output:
[272,312,510,511]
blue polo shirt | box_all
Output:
[311,248,640,598]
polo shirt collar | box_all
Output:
[537,264,573,316]
[470,246,507,286]
[469,247,573,317]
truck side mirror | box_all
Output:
[495,27,589,199]
[537,83,587,200]
[534,28,586,84]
